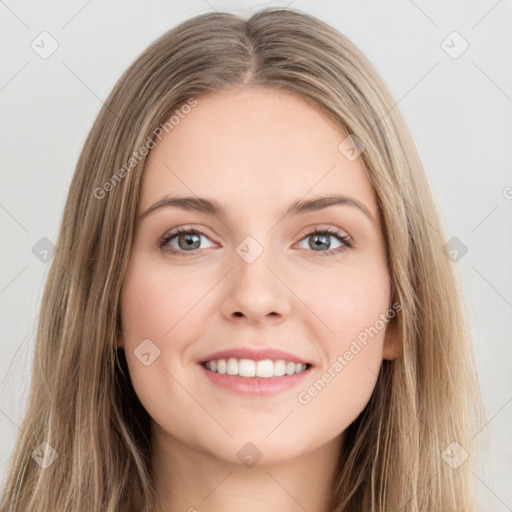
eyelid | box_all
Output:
[294,223,351,241]
[157,225,217,248]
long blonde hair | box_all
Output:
[1,7,487,511]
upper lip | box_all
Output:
[199,346,313,366]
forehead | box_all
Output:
[139,87,379,222]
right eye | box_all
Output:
[157,226,216,256]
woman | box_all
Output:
[0,7,487,512]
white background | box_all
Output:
[1,1,511,509]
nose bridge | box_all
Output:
[221,232,291,320]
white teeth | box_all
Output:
[226,358,238,375]
[203,358,309,378]
[256,359,274,378]
[274,360,286,376]
[217,359,226,374]
[286,361,296,375]
[238,359,256,377]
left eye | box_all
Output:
[295,228,352,256]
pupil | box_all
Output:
[180,233,200,250]
[311,233,329,251]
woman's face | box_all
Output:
[119,87,400,465]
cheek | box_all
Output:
[295,265,390,424]
[120,258,208,343]
[118,260,201,424]
[306,263,390,346]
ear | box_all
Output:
[382,315,402,360]
[117,336,124,349]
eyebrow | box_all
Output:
[139,194,374,222]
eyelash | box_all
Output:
[157,226,353,258]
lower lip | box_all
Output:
[198,363,312,397]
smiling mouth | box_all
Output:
[201,358,312,378]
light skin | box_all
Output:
[118,87,401,512]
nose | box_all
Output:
[219,240,292,324]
